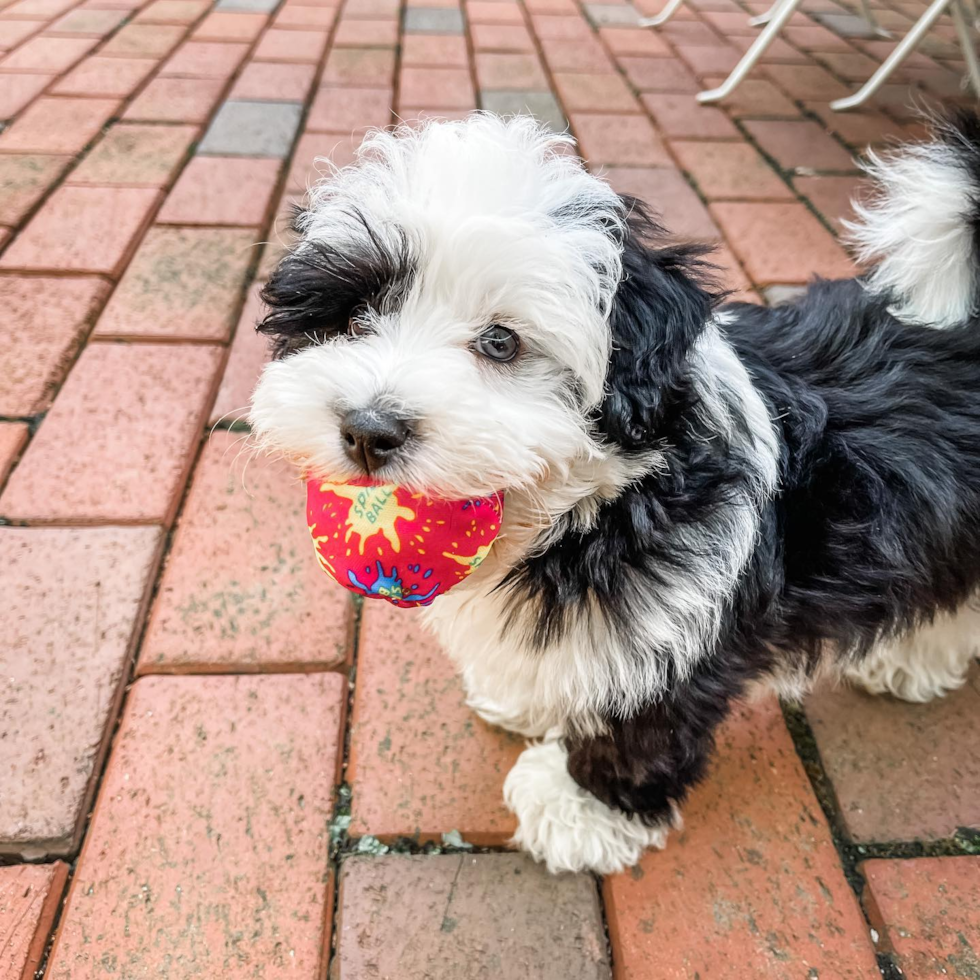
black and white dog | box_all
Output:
[249,111,980,874]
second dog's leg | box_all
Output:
[845,603,980,702]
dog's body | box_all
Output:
[250,112,980,874]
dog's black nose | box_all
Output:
[340,409,413,473]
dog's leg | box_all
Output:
[844,603,980,702]
[504,737,672,875]
[505,655,747,874]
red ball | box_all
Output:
[307,479,504,606]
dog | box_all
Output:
[249,111,980,875]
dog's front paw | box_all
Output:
[503,739,670,875]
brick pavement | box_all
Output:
[0,0,977,971]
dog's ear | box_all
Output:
[599,197,723,450]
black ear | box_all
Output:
[598,197,724,449]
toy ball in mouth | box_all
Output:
[307,479,504,607]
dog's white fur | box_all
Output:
[251,115,978,876]
[848,135,979,328]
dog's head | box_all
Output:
[249,114,717,514]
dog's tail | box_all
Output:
[846,111,980,329]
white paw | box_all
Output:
[503,739,670,875]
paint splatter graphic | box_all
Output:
[307,479,504,607]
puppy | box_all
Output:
[249,111,980,874]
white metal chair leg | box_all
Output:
[830,0,953,110]
[698,0,804,102]
[857,0,892,37]
[638,0,686,27]
[951,0,980,96]
[747,0,783,28]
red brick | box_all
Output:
[813,48,879,80]
[100,22,184,58]
[46,673,344,979]
[539,36,614,71]
[254,26,328,62]
[618,55,699,92]
[229,60,317,100]
[765,62,849,99]
[348,603,524,843]
[598,24,672,55]
[275,2,338,28]
[0,343,221,523]
[160,39,249,77]
[862,857,980,978]
[134,0,208,24]
[476,51,548,89]
[658,18,724,43]
[675,41,743,76]
[399,66,475,109]
[399,107,473,123]
[468,0,524,22]
[0,20,44,53]
[257,200,299,278]
[0,153,68,224]
[344,0,399,16]
[712,200,857,283]
[729,33,810,64]
[470,22,535,50]
[47,7,127,34]
[52,54,155,97]
[525,0,577,12]
[642,92,739,138]
[0,34,97,72]
[0,71,53,118]
[699,8,760,34]
[0,423,28,483]
[671,139,794,200]
[713,242,756,299]
[0,527,162,856]
[192,9,267,40]
[288,131,360,191]
[307,84,392,131]
[322,44,394,83]
[572,112,671,166]
[553,70,640,111]
[69,122,196,186]
[0,96,117,154]
[3,0,74,13]
[604,700,880,980]
[806,670,980,841]
[605,165,721,240]
[794,174,870,231]
[95,226,256,340]
[0,863,69,978]
[0,276,108,415]
[402,32,469,66]
[139,433,354,673]
[210,283,270,424]
[702,75,800,116]
[744,118,857,171]
[158,156,281,226]
[332,15,395,42]
[336,854,611,978]
[530,12,591,38]
[1,185,157,275]
[804,100,910,149]
[123,75,224,123]
[783,23,856,52]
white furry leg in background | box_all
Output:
[503,738,671,875]
[844,604,980,703]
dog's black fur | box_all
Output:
[513,120,980,827]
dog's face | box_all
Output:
[249,116,631,502]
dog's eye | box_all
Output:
[348,316,372,338]
[475,324,519,362]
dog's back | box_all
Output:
[720,112,980,660]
